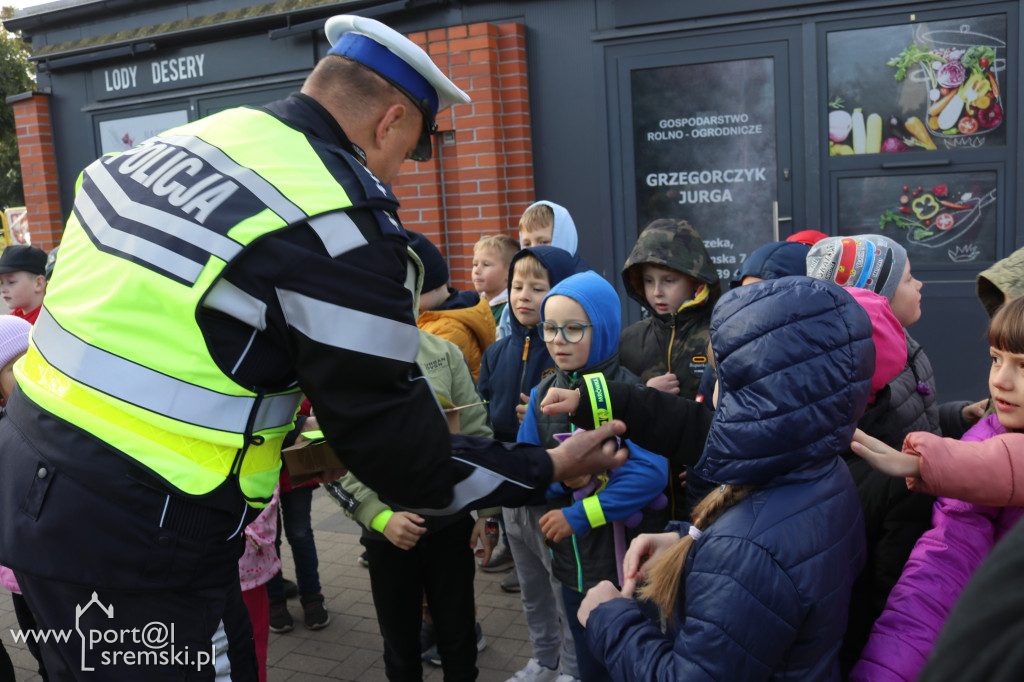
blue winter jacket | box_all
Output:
[586,276,872,681]
[477,247,576,442]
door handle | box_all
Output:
[772,201,792,241]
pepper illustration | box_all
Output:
[911,193,941,221]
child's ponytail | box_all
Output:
[637,484,753,622]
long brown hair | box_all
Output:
[637,484,753,622]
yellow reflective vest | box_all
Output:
[17,106,364,505]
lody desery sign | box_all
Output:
[631,57,779,283]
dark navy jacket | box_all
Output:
[586,276,872,681]
[477,247,576,442]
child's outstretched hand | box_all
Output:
[539,509,574,543]
[961,398,989,427]
[515,393,530,424]
[578,580,634,628]
[382,511,427,550]
[646,372,680,395]
[470,517,498,565]
[540,387,580,415]
[850,428,922,478]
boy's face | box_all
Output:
[472,248,508,299]
[890,261,923,327]
[0,271,44,312]
[509,272,550,328]
[642,264,696,316]
[542,295,592,371]
[520,223,553,248]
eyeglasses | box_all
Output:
[541,322,593,344]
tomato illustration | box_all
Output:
[934,213,956,231]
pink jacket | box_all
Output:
[0,565,18,594]
[239,488,281,592]
[905,429,1024,506]
[851,415,1024,682]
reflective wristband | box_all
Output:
[582,373,612,426]
[303,429,324,441]
[582,496,607,529]
[370,509,394,533]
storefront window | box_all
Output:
[837,171,997,264]
[826,14,1007,155]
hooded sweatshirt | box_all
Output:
[477,247,576,442]
[517,271,657,592]
[619,219,721,399]
[587,276,872,682]
[976,245,1024,317]
[495,201,589,338]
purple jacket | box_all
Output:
[851,415,1024,681]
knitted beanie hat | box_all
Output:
[407,231,449,292]
[0,316,31,368]
[806,234,908,302]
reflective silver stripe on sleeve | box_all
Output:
[204,280,268,331]
[161,134,307,225]
[307,212,368,258]
[33,308,300,433]
[75,187,205,283]
[404,461,532,516]
[276,288,420,363]
[86,162,243,263]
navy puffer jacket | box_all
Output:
[586,276,872,681]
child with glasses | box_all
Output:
[519,271,666,682]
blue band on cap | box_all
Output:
[854,240,876,289]
[328,33,440,117]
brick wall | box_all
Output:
[397,21,534,289]
[10,92,62,251]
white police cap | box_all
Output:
[325,15,471,117]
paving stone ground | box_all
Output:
[1,487,536,681]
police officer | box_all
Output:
[0,15,625,680]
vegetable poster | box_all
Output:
[837,172,997,264]
[631,58,778,283]
[826,14,1006,154]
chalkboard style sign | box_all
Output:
[631,58,778,283]
[826,14,1007,155]
[837,171,997,265]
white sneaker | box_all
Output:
[505,658,560,682]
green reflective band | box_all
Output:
[582,495,607,529]
[583,373,612,426]
[371,509,394,534]
[303,430,324,441]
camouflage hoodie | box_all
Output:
[619,219,721,399]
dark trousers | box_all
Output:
[268,484,320,598]
[13,592,48,680]
[16,570,256,681]
[363,515,477,682]
[562,584,612,682]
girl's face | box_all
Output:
[890,262,923,327]
[989,346,1024,431]
[0,356,19,408]
[542,295,592,372]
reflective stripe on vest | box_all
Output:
[19,106,370,504]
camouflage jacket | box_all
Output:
[619,219,721,399]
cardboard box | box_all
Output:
[282,439,345,487]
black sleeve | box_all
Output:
[938,400,971,439]
[572,380,714,469]
[213,207,551,513]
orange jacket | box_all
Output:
[418,294,495,381]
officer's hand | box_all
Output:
[383,511,427,550]
[548,421,627,483]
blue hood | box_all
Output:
[506,246,577,334]
[696,276,873,487]
[541,271,620,367]
[731,240,809,288]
